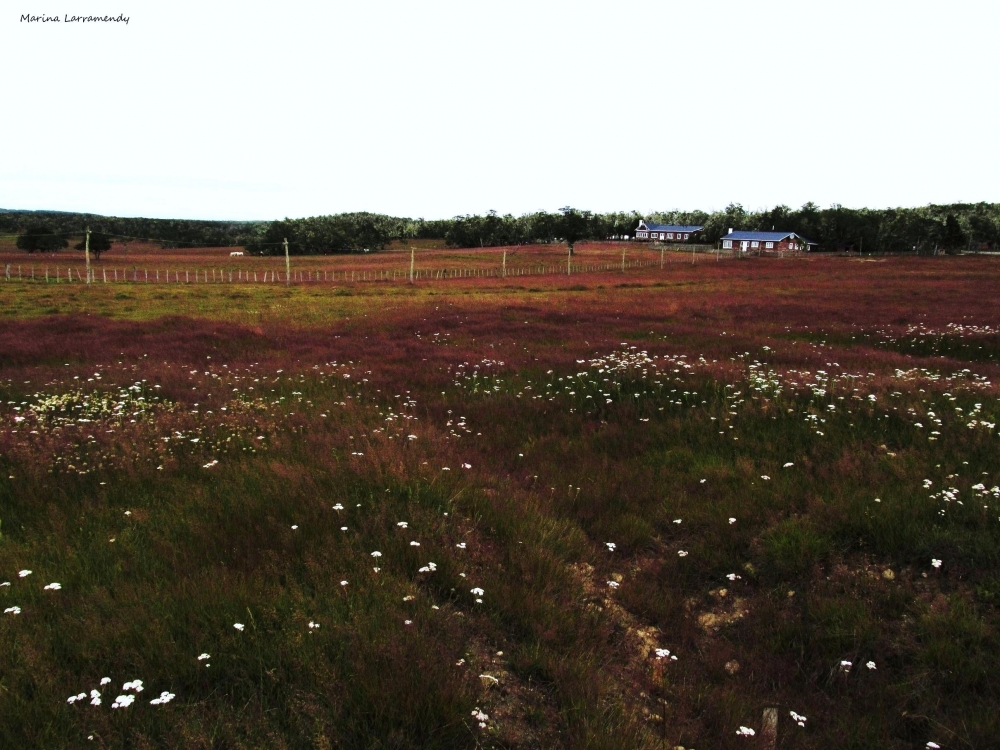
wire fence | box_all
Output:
[1,251,741,286]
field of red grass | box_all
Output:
[1,253,999,748]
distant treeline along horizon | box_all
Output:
[2,202,997,256]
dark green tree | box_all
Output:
[558,207,592,255]
[74,231,113,260]
[941,214,966,253]
[16,225,67,253]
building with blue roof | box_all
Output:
[635,220,703,242]
[720,230,817,253]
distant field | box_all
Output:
[0,240,725,283]
[1,254,999,748]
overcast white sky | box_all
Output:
[2,1,998,221]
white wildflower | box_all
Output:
[111,694,135,709]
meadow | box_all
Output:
[1,245,998,749]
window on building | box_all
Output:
[666,233,673,240]
[659,233,665,240]
[751,241,759,248]
[723,240,732,249]
[683,233,689,239]
[765,242,773,249]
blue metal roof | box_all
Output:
[639,222,703,233]
[722,230,817,244]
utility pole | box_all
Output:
[567,245,571,276]
[409,245,415,283]
[283,238,290,285]
[621,247,626,273]
[660,245,664,269]
[85,226,91,284]
[502,249,506,278]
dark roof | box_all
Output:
[721,230,817,245]
[638,222,703,233]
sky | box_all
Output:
[2,0,999,221]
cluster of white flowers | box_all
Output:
[111,694,135,709]
[789,710,807,728]
[653,648,677,662]
[472,708,490,729]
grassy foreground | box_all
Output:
[1,254,999,749]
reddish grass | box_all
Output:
[2,253,1000,748]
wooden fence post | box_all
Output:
[284,238,290,286]
[84,227,91,284]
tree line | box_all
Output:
[0,210,264,254]
[5,202,1000,257]
[435,203,1000,254]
